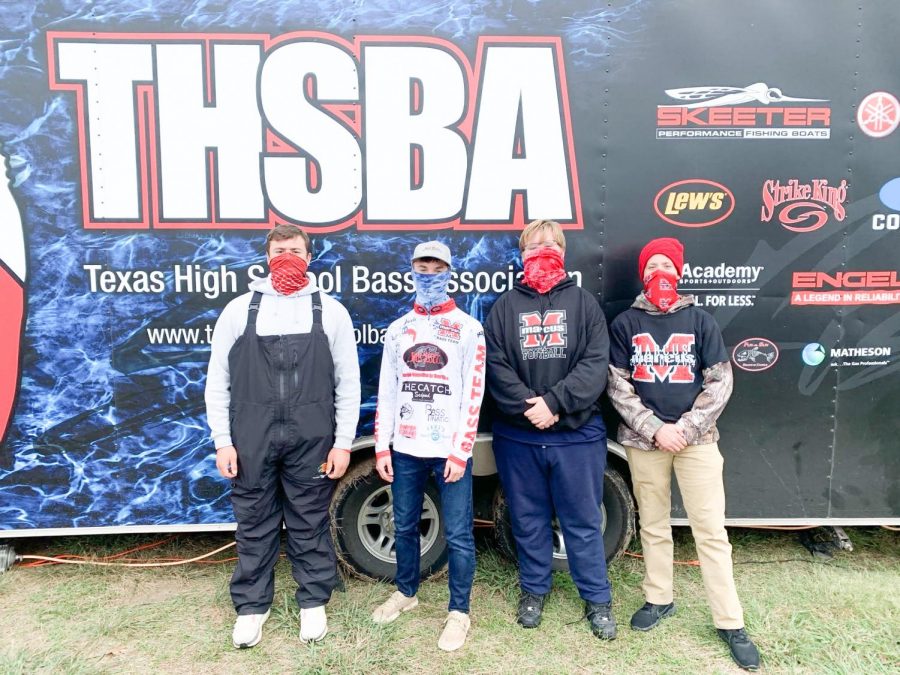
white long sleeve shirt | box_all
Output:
[204,276,361,450]
[375,300,486,467]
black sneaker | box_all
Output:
[584,601,617,640]
[516,591,546,628]
[717,628,760,671]
[630,601,676,631]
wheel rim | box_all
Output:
[552,503,608,561]
[357,485,440,564]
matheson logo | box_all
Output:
[654,179,734,228]
[761,179,847,232]
[656,82,831,140]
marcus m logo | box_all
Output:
[519,310,567,360]
[654,179,734,228]
[47,31,582,232]
[630,333,696,383]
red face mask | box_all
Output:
[522,247,567,294]
[643,270,680,312]
[269,252,310,296]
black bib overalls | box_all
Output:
[228,291,340,612]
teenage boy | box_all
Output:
[608,237,760,671]
[371,241,486,652]
[484,219,616,640]
[206,225,360,648]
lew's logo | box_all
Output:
[656,82,830,140]
[630,333,697,383]
[403,343,448,371]
[791,270,900,305]
[519,310,567,360]
[47,31,582,232]
[654,179,734,228]
[761,179,847,232]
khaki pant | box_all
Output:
[626,443,744,629]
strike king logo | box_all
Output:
[47,31,582,232]
[732,338,779,373]
[761,179,847,232]
[654,179,734,228]
[519,310,567,360]
[857,91,900,139]
[630,333,696,383]
[656,82,830,140]
[403,343,448,371]
[791,270,900,305]
[402,381,450,402]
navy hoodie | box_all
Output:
[484,276,609,431]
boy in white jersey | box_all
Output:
[371,241,486,652]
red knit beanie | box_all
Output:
[638,237,684,279]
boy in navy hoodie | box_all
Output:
[608,237,760,671]
[484,219,616,640]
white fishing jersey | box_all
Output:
[374,300,486,467]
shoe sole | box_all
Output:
[516,618,541,629]
[300,626,328,644]
[630,605,676,632]
[372,597,419,625]
[232,610,270,649]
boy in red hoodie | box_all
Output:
[608,238,760,671]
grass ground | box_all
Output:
[0,528,897,674]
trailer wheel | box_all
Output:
[331,458,448,581]
[493,465,634,570]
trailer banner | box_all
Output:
[1,1,898,532]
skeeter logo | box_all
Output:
[654,179,734,228]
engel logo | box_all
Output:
[761,178,847,232]
[791,270,900,306]
[732,338,779,372]
[47,31,582,232]
[654,179,735,228]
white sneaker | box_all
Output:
[438,611,470,652]
[372,590,419,625]
[232,610,270,649]
[299,605,328,643]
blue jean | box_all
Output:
[391,451,476,613]
[492,434,612,604]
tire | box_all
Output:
[331,458,449,581]
[493,464,635,570]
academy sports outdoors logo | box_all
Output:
[857,92,900,138]
[654,179,735,228]
[630,333,696,383]
[47,31,582,233]
[0,157,27,445]
[656,82,830,140]
[519,310,567,360]
[761,179,847,232]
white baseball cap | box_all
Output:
[412,240,452,268]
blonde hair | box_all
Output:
[518,219,566,252]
